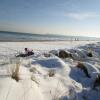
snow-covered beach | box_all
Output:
[0,41,100,100]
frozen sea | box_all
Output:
[0,31,99,41]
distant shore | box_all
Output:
[0,39,98,42]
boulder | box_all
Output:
[58,50,72,59]
[87,52,93,57]
[93,75,100,88]
[76,62,91,78]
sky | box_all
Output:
[0,0,100,37]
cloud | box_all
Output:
[65,12,100,20]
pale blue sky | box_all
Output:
[0,0,100,37]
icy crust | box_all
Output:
[0,41,100,100]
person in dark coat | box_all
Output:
[16,48,34,57]
[24,48,34,56]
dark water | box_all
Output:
[0,31,99,42]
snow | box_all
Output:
[0,41,100,100]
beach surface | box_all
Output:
[0,41,100,100]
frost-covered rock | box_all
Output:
[83,62,99,78]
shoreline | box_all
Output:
[0,40,99,42]
[0,41,98,51]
